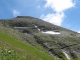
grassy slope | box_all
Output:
[0,29,55,60]
[0,17,80,60]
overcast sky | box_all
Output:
[0,0,80,32]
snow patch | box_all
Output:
[62,50,70,60]
[38,28,40,31]
[42,31,60,34]
[35,26,37,28]
[35,25,40,31]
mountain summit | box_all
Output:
[0,16,80,60]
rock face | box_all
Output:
[16,16,34,18]
[0,16,80,60]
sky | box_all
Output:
[0,0,80,32]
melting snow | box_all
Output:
[42,31,60,35]
[35,25,40,31]
[35,26,37,28]
[35,25,60,34]
[62,50,70,60]
[38,28,40,31]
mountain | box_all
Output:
[0,16,80,60]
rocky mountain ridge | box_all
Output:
[0,16,80,60]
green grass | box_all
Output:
[0,43,41,60]
[0,17,80,60]
[0,46,26,60]
[0,29,55,60]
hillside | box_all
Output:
[0,16,80,60]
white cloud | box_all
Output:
[12,10,20,17]
[45,0,75,12]
[78,31,80,33]
[41,12,64,26]
[41,0,75,26]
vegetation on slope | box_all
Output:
[0,16,80,60]
[0,27,55,60]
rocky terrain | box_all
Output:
[0,16,80,60]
